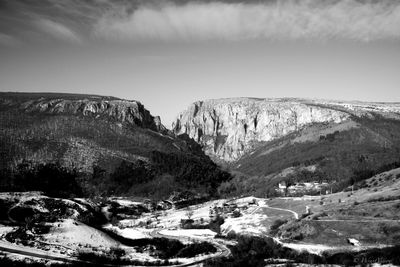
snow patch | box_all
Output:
[103,224,150,240]
[159,229,216,239]
[45,219,119,248]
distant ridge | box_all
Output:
[0,92,121,102]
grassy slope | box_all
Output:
[266,168,400,246]
[221,115,400,197]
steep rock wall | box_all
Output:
[172,98,350,162]
[0,95,165,132]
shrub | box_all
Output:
[270,219,288,235]
[109,246,126,258]
[312,212,327,220]
[293,233,304,240]
[176,242,216,258]
[226,231,238,240]
[232,210,241,218]
[8,206,36,223]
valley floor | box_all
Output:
[1,167,400,266]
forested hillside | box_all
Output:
[0,93,230,199]
[218,115,400,197]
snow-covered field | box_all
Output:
[110,197,144,207]
[45,219,119,248]
[159,229,216,239]
[103,224,151,239]
[5,192,380,264]
[222,212,268,235]
[117,198,227,229]
[0,225,16,237]
[0,192,236,265]
[122,197,265,232]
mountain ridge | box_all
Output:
[172,97,400,197]
[0,92,166,132]
[0,92,230,198]
[173,97,400,163]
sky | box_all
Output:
[0,0,400,128]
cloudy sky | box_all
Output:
[0,0,400,127]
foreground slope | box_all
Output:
[0,92,230,198]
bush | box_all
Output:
[205,236,400,266]
[367,195,400,203]
[312,212,327,220]
[232,210,241,218]
[324,245,400,265]
[176,242,216,258]
[293,233,304,240]
[0,257,65,267]
[205,235,325,266]
[270,219,288,235]
[8,206,36,223]
[5,228,33,244]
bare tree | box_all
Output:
[185,207,194,220]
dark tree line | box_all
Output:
[0,150,232,199]
[0,161,83,198]
[205,235,400,266]
[151,151,231,196]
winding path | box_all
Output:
[0,228,230,267]
[260,202,299,219]
[0,240,90,265]
[149,229,231,266]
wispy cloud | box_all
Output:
[93,0,400,42]
[0,33,21,47]
[34,19,82,44]
[1,0,400,45]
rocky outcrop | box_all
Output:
[0,94,165,132]
[173,98,400,163]
[172,98,353,162]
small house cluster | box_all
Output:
[276,181,330,196]
[209,198,258,220]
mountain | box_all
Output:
[173,98,400,196]
[0,92,230,198]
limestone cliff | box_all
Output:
[0,93,165,132]
[172,98,400,162]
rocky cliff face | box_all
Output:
[172,98,400,162]
[0,93,165,132]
